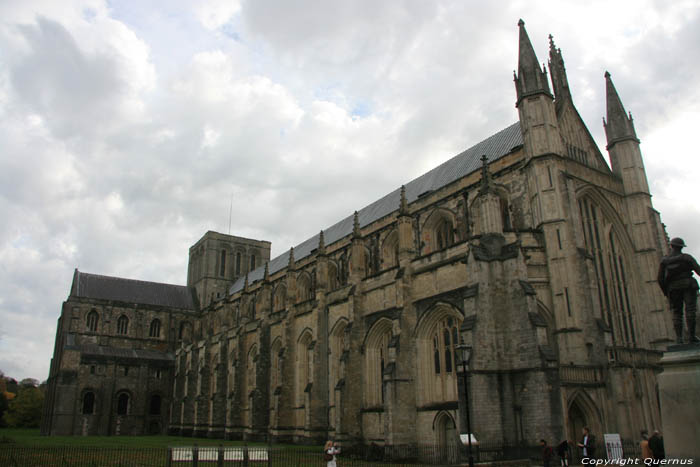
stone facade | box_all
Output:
[44,21,676,448]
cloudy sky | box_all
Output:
[1,0,699,381]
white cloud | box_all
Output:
[1,0,699,381]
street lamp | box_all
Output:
[456,341,474,467]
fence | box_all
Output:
[0,440,644,467]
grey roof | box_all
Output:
[71,269,196,310]
[230,122,523,294]
[70,343,175,363]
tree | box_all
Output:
[3,385,44,428]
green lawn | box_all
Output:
[0,428,316,450]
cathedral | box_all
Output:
[42,21,674,449]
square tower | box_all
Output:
[187,231,271,308]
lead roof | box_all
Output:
[70,269,197,311]
[229,121,523,294]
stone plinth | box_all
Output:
[658,344,700,460]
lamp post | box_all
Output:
[456,342,474,467]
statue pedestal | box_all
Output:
[658,344,700,460]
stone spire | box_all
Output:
[399,185,409,216]
[352,211,361,239]
[288,246,295,270]
[548,34,571,104]
[318,230,326,255]
[243,272,249,291]
[603,71,638,148]
[514,19,551,103]
[263,261,269,281]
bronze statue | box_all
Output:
[658,237,700,344]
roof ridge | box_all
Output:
[76,270,189,289]
[228,122,523,295]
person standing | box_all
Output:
[324,440,341,467]
[541,439,553,467]
[640,431,653,460]
[657,237,700,343]
[556,440,570,467]
[648,431,665,460]
[577,427,595,462]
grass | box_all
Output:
[0,428,318,450]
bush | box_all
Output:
[3,386,44,428]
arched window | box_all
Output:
[149,394,161,415]
[381,231,399,269]
[296,331,313,406]
[250,255,256,271]
[579,195,637,347]
[117,315,129,335]
[149,319,161,338]
[248,298,256,320]
[179,321,192,342]
[236,252,242,275]
[246,345,257,396]
[273,284,287,312]
[82,391,95,415]
[270,338,282,391]
[435,219,454,251]
[330,320,347,393]
[220,250,227,277]
[423,210,456,254]
[328,261,339,291]
[116,392,130,415]
[86,310,99,332]
[416,307,463,405]
[297,273,313,303]
[364,319,392,408]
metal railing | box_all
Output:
[0,440,647,466]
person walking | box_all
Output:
[324,440,341,467]
[541,439,553,467]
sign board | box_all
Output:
[171,447,269,463]
[460,434,479,446]
[604,433,623,460]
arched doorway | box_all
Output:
[434,411,459,464]
[567,392,603,461]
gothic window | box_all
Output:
[250,255,256,271]
[248,298,256,320]
[423,209,456,254]
[328,261,339,291]
[179,321,192,342]
[435,219,454,251]
[296,331,313,406]
[270,338,282,391]
[417,307,462,405]
[117,315,129,335]
[273,284,287,312]
[363,319,392,408]
[246,345,257,397]
[381,231,399,269]
[220,250,226,277]
[297,273,313,303]
[579,196,637,347]
[149,319,161,338]
[149,394,161,415]
[116,392,130,415]
[82,391,95,415]
[330,320,347,394]
[236,252,242,275]
[86,310,99,332]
